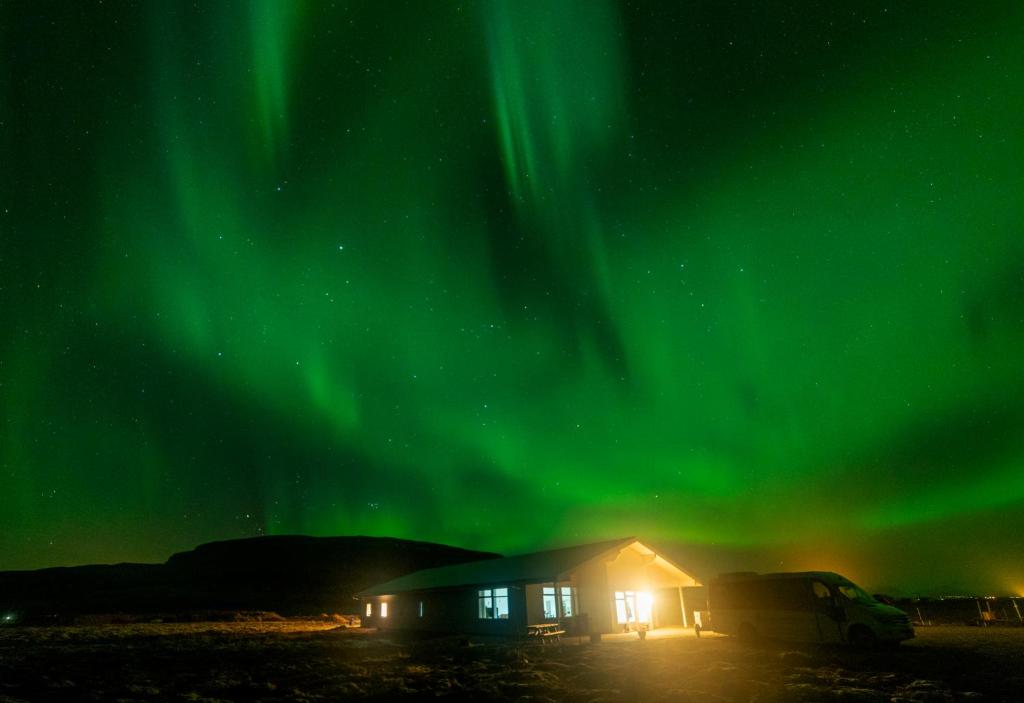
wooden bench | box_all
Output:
[527,623,566,643]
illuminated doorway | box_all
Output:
[614,590,652,626]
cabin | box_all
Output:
[358,537,702,637]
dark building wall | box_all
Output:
[576,557,612,633]
[363,584,528,635]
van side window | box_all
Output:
[812,581,831,600]
[774,579,811,611]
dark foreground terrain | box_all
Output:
[1,622,1022,702]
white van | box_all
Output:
[708,571,914,646]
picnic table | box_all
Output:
[527,622,566,642]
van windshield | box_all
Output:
[837,583,876,605]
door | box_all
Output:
[614,590,636,627]
[614,591,652,629]
[812,580,845,643]
[758,578,821,642]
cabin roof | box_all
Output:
[359,537,637,596]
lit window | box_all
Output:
[561,586,574,617]
[615,591,652,624]
[366,602,373,617]
[615,591,633,624]
[418,601,424,618]
[542,587,557,619]
[478,587,510,619]
[614,591,651,624]
[542,586,575,618]
[381,602,389,618]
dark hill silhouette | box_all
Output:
[0,536,499,622]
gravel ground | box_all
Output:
[1,622,1021,702]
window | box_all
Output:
[614,591,651,624]
[380,602,389,618]
[542,587,557,619]
[615,591,634,624]
[418,601,424,618]
[478,587,510,619]
[543,585,576,619]
[837,583,875,605]
[768,580,814,611]
[715,579,814,610]
[365,602,373,617]
[560,586,574,617]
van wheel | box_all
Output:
[848,625,876,649]
[737,623,757,643]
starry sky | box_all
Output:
[2,1,1023,595]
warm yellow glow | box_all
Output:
[365,602,372,617]
[615,590,655,625]
[381,602,389,618]
[637,591,653,624]
[1001,573,1024,598]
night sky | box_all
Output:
[2,1,1023,595]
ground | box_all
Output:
[1,622,1022,702]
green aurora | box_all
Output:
[2,1,1023,594]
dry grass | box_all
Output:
[1,622,1021,701]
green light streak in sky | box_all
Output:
[2,1,1023,593]
[250,0,304,159]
